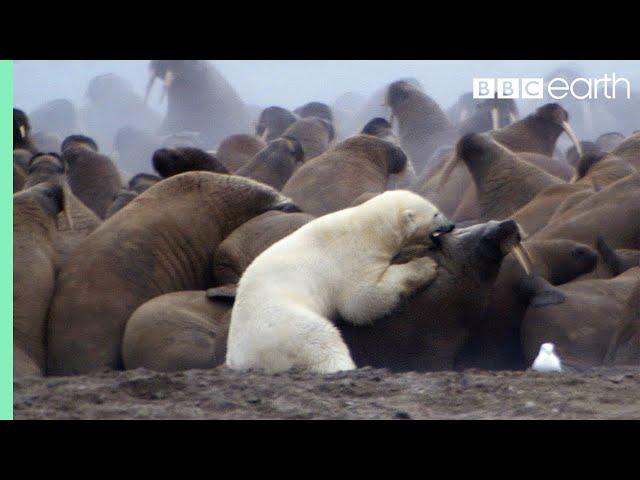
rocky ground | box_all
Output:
[13,365,640,420]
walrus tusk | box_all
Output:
[19,125,26,138]
[491,107,500,130]
[158,70,175,104]
[164,69,175,88]
[512,243,533,275]
[562,120,583,159]
[260,128,269,141]
[509,112,518,124]
[143,71,156,106]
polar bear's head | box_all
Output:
[362,190,455,249]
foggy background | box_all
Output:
[14,60,640,114]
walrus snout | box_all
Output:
[457,133,490,161]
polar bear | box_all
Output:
[225,190,455,373]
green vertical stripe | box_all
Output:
[1,60,13,420]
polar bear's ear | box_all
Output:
[401,209,416,227]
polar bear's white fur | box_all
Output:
[225,190,453,373]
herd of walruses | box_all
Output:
[13,60,640,379]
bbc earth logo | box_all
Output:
[473,74,632,100]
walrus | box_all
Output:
[20,153,104,262]
[454,133,563,221]
[255,106,298,142]
[360,117,417,189]
[281,117,334,161]
[145,60,251,148]
[62,145,123,219]
[122,291,232,372]
[385,80,459,176]
[14,183,67,376]
[14,108,36,152]
[458,97,519,135]
[46,172,300,375]
[294,101,333,123]
[282,134,408,216]
[152,147,229,178]
[235,136,304,190]
[457,239,598,370]
[60,134,99,153]
[29,98,79,140]
[215,134,267,172]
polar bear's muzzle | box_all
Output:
[428,213,455,249]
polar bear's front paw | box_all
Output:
[402,256,439,292]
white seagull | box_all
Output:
[532,343,562,372]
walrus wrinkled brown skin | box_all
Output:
[385,80,459,177]
[456,133,562,221]
[609,131,640,169]
[457,239,598,370]
[282,134,407,216]
[360,118,417,190]
[235,137,304,190]
[511,154,637,237]
[574,153,637,186]
[122,210,313,373]
[62,145,123,219]
[213,211,314,286]
[339,219,527,371]
[491,103,580,158]
[521,267,640,371]
[215,134,267,172]
[46,172,300,375]
[519,152,573,181]
[255,106,298,142]
[20,153,104,261]
[23,153,66,190]
[14,162,27,193]
[152,147,229,179]
[122,291,232,372]
[14,183,65,376]
[281,117,334,162]
[534,173,640,251]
